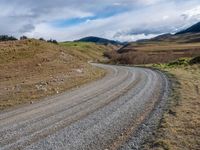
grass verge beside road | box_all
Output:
[144,58,200,150]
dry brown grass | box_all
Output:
[144,65,200,150]
[126,42,200,52]
[110,41,200,64]
[107,51,195,65]
[0,39,106,110]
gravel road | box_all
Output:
[0,64,169,150]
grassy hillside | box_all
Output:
[60,41,119,62]
[0,39,107,110]
[108,33,200,64]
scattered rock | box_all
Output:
[168,109,176,116]
[4,87,9,91]
[59,51,73,61]
[15,84,22,92]
[36,63,42,67]
[35,81,48,92]
[50,74,67,84]
[75,68,83,73]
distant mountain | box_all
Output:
[136,32,200,44]
[176,22,200,35]
[75,36,122,45]
[151,33,173,41]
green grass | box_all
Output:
[60,42,107,62]
[152,56,200,69]
[152,57,191,69]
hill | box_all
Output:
[150,33,173,41]
[0,39,107,110]
[75,36,122,45]
[107,32,200,64]
[60,41,119,62]
[176,22,200,35]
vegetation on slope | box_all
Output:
[60,41,120,62]
[0,39,107,110]
[106,36,200,64]
[106,23,200,65]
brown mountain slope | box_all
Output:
[109,33,200,64]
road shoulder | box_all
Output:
[143,64,200,150]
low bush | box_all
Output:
[189,56,200,64]
[20,36,28,40]
[0,35,17,41]
[47,39,58,44]
[168,58,190,67]
[39,38,45,41]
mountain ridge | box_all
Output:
[176,22,200,35]
[74,36,123,45]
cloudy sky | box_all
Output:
[1,0,200,42]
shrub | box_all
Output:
[39,38,45,41]
[168,58,190,67]
[0,35,17,41]
[189,56,200,64]
[47,39,58,44]
[20,36,28,40]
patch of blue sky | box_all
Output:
[51,6,129,28]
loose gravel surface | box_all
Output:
[0,64,169,150]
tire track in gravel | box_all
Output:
[0,65,118,123]
[0,64,169,150]
[0,67,134,147]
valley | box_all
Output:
[0,19,200,150]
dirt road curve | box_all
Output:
[0,64,169,150]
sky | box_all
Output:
[1,0,200,42]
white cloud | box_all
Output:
[114,33,158,42]
[138,0,163,5]
[184,5,200,20]
[1,0,200,41]
[162,15,169,20]
[113,3,122,6]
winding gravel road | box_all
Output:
[0,64,169,150]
